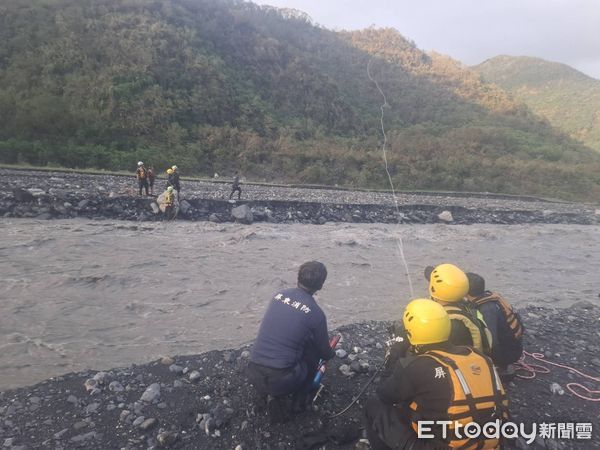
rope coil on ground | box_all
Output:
[515,350,600,402]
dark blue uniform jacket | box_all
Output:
[251,287,335,369]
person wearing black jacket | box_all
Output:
[171,165,181,200]
[136,161,149,196]
[364,299,508,450]
[424,264,493,355]
[147,166,156,195]
[466,272,524,377]
[229,171,241,200]
[247,261,335,415]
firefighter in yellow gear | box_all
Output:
[157,186,176,220]
[364,299,509,450]
[164,186,175,207]
[425,264,493,355]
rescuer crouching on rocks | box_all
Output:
[246,261,335,421]
[466,272,525,381]
[364,299,509,450]
[425,264,493,357]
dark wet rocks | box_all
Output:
[1,168,598,225]
[11,188,35,203]
[168,364,184,374]
[109,381,125,393]
[335,349,347,359]
[231,204,253,224]
[140,383,161,403]
[1,306,599,449]
[188,371,201,383]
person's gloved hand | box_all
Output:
[382,339,410,377]
[385,339,410,362]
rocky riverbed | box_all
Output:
[1,168,598,225]
[1,168,599,449]
[1,303,599,450]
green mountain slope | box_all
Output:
[475,55,600,152]
[0,0,599,201]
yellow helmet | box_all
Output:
[428,263,469,303]
[403,298,451,345]
[167,168,173,175]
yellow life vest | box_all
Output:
[473,292,524,341]
[410,348,509,449]
[444,303,493,355]
[164,191,174,206]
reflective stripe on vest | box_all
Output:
[410,348,509,449]
[474,292,524,341]
[444,305,493,355]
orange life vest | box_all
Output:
[410,348,509,449]
[473,292,524,341]
[137,167,147,179]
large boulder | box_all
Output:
[27,188,46,197]
[438,210,454,222]
[179,200,191,215]
[48,188,70,200]
[231,204,253,224]
[251,206,273,222]
[12,188,35,203]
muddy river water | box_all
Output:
[1,219,598,390]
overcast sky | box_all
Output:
[255,0,600,79]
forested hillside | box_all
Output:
[475,55,600,153]
[0,0,599,201]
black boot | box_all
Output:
[267,395,290,424]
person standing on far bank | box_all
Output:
[147,166,156,195]
[171,165,181,201]
[136,161,149,196]
[166,168,174,189]
[229,171,242,200]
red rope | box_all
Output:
[515,351,600,402]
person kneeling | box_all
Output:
[466,272,524,380]
[425,264,493,356]
[157,186,176,220]
[246,261,335,419]
[364,299,508,450]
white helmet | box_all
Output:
[171,165,178,170]
[137,161,144,166]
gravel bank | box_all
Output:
[1,304,598,449]
[1,168,598,225]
